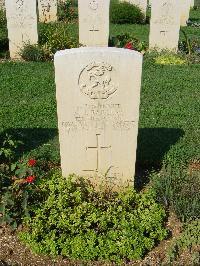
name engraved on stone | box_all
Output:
[83,134,111,174]
[78,62,118,100]
[61,103,135,132]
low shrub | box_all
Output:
[151,166,200,222]
[0,9,8,54]
[179,29,200,55]
[0,153,53,229]
[20,172,167,263]
[21,23,79,61]
[154,53,187,65]
[167,219,200,264]
[110,1,145,24]
[21,44,47,62]
[57,0,78,22]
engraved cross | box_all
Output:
[83,134,111,174]
[160,30,167,36]
[89,26,99,32]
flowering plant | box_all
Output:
[11,158,38,186]
[109,33,147,54]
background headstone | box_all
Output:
[180,0,191,26]
[78,0,110,47]
[121,0,147,16]
[54,47,143,189]
[5,0,38,59]
[190,0,194,7]
[38,0,57,23]
[0,0,5,10]
[149,0,181,52]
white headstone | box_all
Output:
[121,0,147,16]
[38,0,57,23]
[180,0,191,26]
[78,0,110,47]
[54,47,143,189]
[149,0,181,52]
[190,0,194,7]
[5,0,38,59]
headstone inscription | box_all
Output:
[5,0,38,59]
[54,47,143,189]
[149,0,181,52]
[38,0,57,23]
[78,0,110,47]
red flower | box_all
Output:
[124,42,134,50]
[26,176,36,184]
[28,159,37,167]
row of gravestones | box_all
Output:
[1,0,199,190]
[3,0,196,59]
[5,0,196,59]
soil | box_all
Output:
[0,212,189,266]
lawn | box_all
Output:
[0,54,199,169]
[0,5,200,266]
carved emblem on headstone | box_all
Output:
[78,62,118,100]
[89,0,98,10]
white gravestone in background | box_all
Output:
[149,0,181,52]
[180,0,191,26]
[121,0,147,16]
[5,0,38,59]
[55,47,143,189]
[78,0,110,47]
[38,0,57,23]
[0,0,5,10]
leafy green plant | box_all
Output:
[154,53,187,65]
[151,166,200,222]
[179,29,200,55]
[20,172,167,263]
[57,0,78,22]
[167,219,200,264]
[0,9,8,57]
[21,23,79,61]
[110,1,145,24]
[0,134,23,163]
[21,44,47,62]
[0,157,41,229]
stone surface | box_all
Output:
[54,47,143,189]
[78,0,110,47]
[149,0,181,52]
[121,0,147,15]
[5,0,38,59]
[180,0,191,26]
[38,0,57,23]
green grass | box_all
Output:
[0,9,200,167]
[0,55,199,169]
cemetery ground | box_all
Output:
[0,7,200,266]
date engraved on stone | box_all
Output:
[78,62,118,100]
[61,104,135,133]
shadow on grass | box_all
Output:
[135,127,184,191]
[0,128,58,161]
